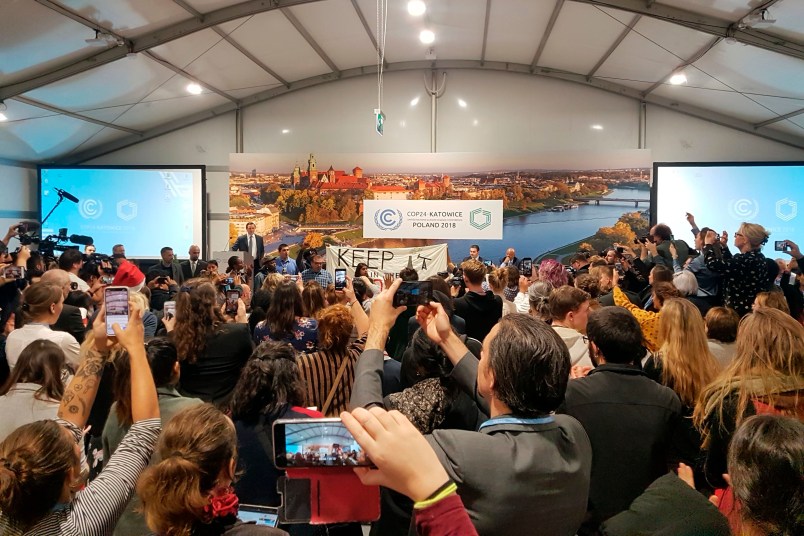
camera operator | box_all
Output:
[147,246,185,285]
[58,249,90,292]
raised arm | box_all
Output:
[343,277,369,337]
[116,304,159,422]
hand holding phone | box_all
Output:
[2,266,24,280]
[392,281,434,308]
[520,257,533,277]
[225,290,240,315]
[335,268,347,290]
[104,286,130,336]
[273,418,373,468]
[163,300,176,319]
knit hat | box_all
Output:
[113,260,145,292]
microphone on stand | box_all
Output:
[54,188,79,203]
[69,234,94,246]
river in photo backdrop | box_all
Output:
[443,187,650,262]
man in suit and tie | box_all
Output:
[180,245,208,280]
[232,222,264,272]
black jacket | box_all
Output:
[181,259,209,280]
[53,303,86,344]
[453,291,502,342]
[559,363,682,529]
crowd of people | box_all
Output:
[0,215,801,536]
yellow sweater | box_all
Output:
[613,286,660,352]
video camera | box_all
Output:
[16,223,95,264]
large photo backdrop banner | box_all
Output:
[326,244,448,279]
[229,150,652,265]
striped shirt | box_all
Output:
[296,337,366,416]
[0,418,161,536]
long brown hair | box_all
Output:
[265,282,303,339]
[657,299,720,406]
[173,279,225,363]
[0,420,78,529]
[694,308,804,435]
[301,281,326,319]
[137,404,237,536]
[113,338,178,427]
[0,339,66,401]
[20,283,62,324]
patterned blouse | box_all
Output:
[704,245,768,317]
[613,286,660,353]
[253,317,318,353]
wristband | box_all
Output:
[413,480,457,510]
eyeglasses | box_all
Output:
[734,232,744,237]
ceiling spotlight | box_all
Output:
[281,128,290,134]
[419,29,435,44]
[458,98,467,108]
[473,119,479,126]
[186,83,203,95]
[591,124,603,130]
[669,72,687,85]
[410,96,420,106]
[740,8,776,29]
[408,1,426,17]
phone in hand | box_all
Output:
[104,286,130,336]
[156,276,168,284]
[225,289,240,315]
[774,240,790,252]
[273,418,373,468]
[483,260,493,267]
[2,266,24,279]
[334,268,347,290]
[101,275,114,285]
[392,281,433,307]
[163,300,176,319]
[238,505,279,527]
[520,257,533,277]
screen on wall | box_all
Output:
[38,165,205,259]
[653,162,804,258]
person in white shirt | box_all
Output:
[548,285,593,370]
[5,282,80,371]
[57,249,90,292]
[0,339,67,442]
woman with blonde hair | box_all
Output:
[703,222,770,316]
[694,308,804,490]
[645,298,720,488]
[752,289,790,315]
[137,403,286,536]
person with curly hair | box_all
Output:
[537,258,569,288]
[170,279,253,407]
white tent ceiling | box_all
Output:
[1,0,802,164]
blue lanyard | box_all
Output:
[479,415,555,431]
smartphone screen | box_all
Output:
[334,268,347,290]
[225,290,240,314]
[2,266,23,279]
[163,300,176,319]
[273,418,372,468]
[521,258,533,277]
[774,240,787,251]
[105,287,130,336]
[238,505,279,527]
[101,275,114,285]
[392,281,434,307]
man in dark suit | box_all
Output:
[232,222,264,271]
[39,269,86,344]
[180,244,208,280]
[352,279,592,536]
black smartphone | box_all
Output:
[483,260,493,267]
[616,247,624,254]
[238,505,279,527]
[156,276,168,284]
[273,418,372,468]
[520,257,533,277]
[224,277,234,285]
[392,281,434,307]
[225,289,240,314]
[2,266,24,279]
[774,240,788,252]
[105,286,130,336]
[334,268,347,290]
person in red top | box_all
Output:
[342,406,478,536]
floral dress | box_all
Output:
[253,316,318,353]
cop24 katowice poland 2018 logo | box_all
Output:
[469,208,492,230]
[375,209,403,231]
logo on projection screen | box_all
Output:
[117,200,138,222]
[729,198,759,220]
[79,199,103,220]
[469,208,492,230]
[775,198,797,222]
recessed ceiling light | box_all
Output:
[669,73,687,85]
[281,129,290,134]
[458,99,467,108]
[591,124,603,130]
[473,119,479,126]
[400,120,407,127]
[410,96,420,107]
[419,30,435,44]
[408,1,426,16]
[186,83,203,95]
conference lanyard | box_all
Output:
[478,415,555,431]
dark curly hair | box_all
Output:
[173,278,225,363]
[229,341,305,421]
